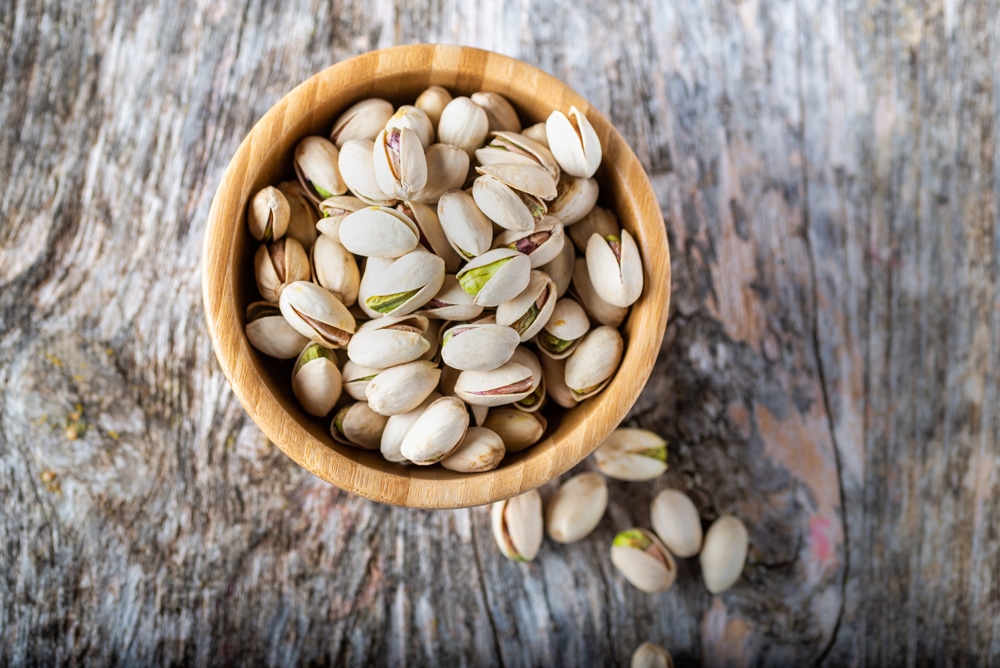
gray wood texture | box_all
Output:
[1,0,997,665]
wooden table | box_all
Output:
[2,1,997,665]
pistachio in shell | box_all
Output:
[408,143,470,204]
[276,180,318,251]
[291,343,342,417]
[490,489,543,562]
[545,472,608,544]
[330,98,394,147]
[330,401,389,450]
[585,228,644,308]
[700,515,749,594]
[373,127,428,201]
[338,205,419,259]
[482,408,547,453]
[414,85,452,129]
[437,96,489,155]
[399,396,470,465]
[493,216,566,269]
[385,104,435,149]
[610,528,677,593]
[417,274,484,322]
[440,323,520,372]
[592,428,667,481]
[342,359,381,401]
[254,237,311,303]
[440,426,506,472]
[563,325,623,400]
[365,359,441,416]
[248,185,289,243]
[536,297,590,359]
[346,314,431,369]
[471,91,522,133]
[455,248,531,307]
[454,361,535,408]
[545,106,602,178]
[311,234,360,306]
[245,301,309,360]
[338,139,398,207]
[570,257,627,327]
[380,392,441,463]
[631,643,675,668]
[278,280,357,349]
[294,136,347,203]
[650,489,703,559]
[438,189,494,260]
[546,174,599,225]
[495,270,557,342]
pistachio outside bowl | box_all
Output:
[202,45,670,509]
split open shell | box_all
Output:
[490,489,543,562]
[545,472,608,543]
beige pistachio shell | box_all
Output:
[338,139,398,207]
[545,106,602,178]
[399,200,463,273]
[365,360,441,416]
[454,361,534,407]
[545,472,607,543]
[255,237,311,303]
[437,96,489,155]
[330,98,395,147]
[338,206,419,258]
[342,359,381,401]
[540,235,576,298]
[593,428,668,481]
[538,354,578,409]
[316,195,367,240]
[547,175,599,225]
[472,174,546,233]
[700,515,749,594]
[468,402,489,428]
[440,323,520,372]
[631,643,675,668]
[245,302,310,359]
[564,325,623,400]
[650,489,703,558]
[276,181,318,251]
[437,189,494,260]
[610,528,677,593]
[586,228,644,308]
[380,392,441,463]
[493,217,566,268]
[571,257,628,327]
[249,185,289,242]
[441,426,506,472]
[521,122,549,147]
[291,344,342,417]
[496,270,557,342]
[415,86,452,128]
[311,234,360,306]
[373,127,429,201]
[456,248,532,307]
[278,281,357,348]
[295,136,347,203]
[385,105,435,148]
[482,408,547,453]
[358,251,446,318]
[536,297,590,359]
[474,131,559,181]
[490,489,543,561]
[418,274,484,321]
[508,346,545,412]
[408,143,470,204]
[399,396,470,465]
[476,163,557,201]
[330,401,389,450]
[346,314,431,369]
[471,92,522,133]
[569,205,619,252]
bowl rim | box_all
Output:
[202,44,670,509]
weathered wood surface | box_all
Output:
[1,0,998,665]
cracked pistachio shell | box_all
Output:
[291,344,342,417]
[311,234,360,306]
[346,314,431,369]
[571,257,627,327]
[249,185,289,243]
[564,325,623,400]
[441,426,506,473]
[545,106,602,178]
[700,515,749,594]
[474,131,559,181]
[380,392,441,463]
[569,205,619,252]
[521,121,549,147]
[545,472,608,543]
[330,401,389,450]
[536,297,590,359]
[540,235,575,298]
[316,195,366,240]
[456,248,532,307]
[455,361,534,407]
[245,302,309,359]
[276,181,318,250]
[509,347,545,412]
[342,359,381,401]
[472,173,547,233]
[547,175,599,225]
[496,270,557,342]
[255,237,310,303]
[365,360,441,416]
[471,92,522,133]
[438,189,494,260]
[399,201,463,273]
[493,217,566,268]
[278,281,357,348]
[358,251,446,318]
[482,408,546,453]
[538,353,578,409]
[593,428,668,481]
[386,105,435,148]
[476,162,557,201]
[338,139,398,207]
[415,85,452,128]
[611,528,677,593]
[437,96,489,155]
[330,98,394,147]
[440,323,520,372]
[399,396,470,465]
[586,228,644,308]
[373,127,428,201]
[417,274,484,321]
[651,489,703,559]
[468,402,489,428]
[632,643,675,668]
[408,143,470,204]
[338,206,419,258]
[295,136,347,203]
[491,489,543,562]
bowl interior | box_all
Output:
[203,45,669,508]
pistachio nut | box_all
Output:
[437,96,489,155]
[545,106,602,178]
[538,354,578,409]
[373,127,428,201]
[255,237,311,303]
[482,408,546,453]
[593,428,668,481]
[248,185,290,243]
[476,162,557,201]
[546,175,599,225]
[338,206,419,258]
[700,515,749,594]
[456,248,532,307]
[496,271,557,342]
[417,274,484,321]
[385,104,435,148]
[508,346,545,412]
[472,173,547,233]
[347,314,431,369]
[493,217,566,269]
[365,359,441,416]
[440,426,506,472]
[540,234,575,298]
[474,131,559,181]
[399,396,470,465]
[276,181,318,250]
[291,343,342,417]
[490,489,543,562]
[414,85,452,128]
[471,92,522,133]
[358,250,446,318]
[294,136,347,203]
[568,205,619,253]
[330,98,395,147]
[245,301,309,359]
[408,143,470,204]
[586,228,643,308]
[380,392,441,463]
[342,359,381,401]
[316,195,367,240]
[437,189,494,260]
[545,472,607,544]
[564,325,623,400]
[278,280,357,348]
[338,139,398,207]
[521,121,549,147]
[330,401,389,450]
[650,489,703,558]
[631,643,674,668]
[399,200,463,273]
[454,361,534,407]
[610,528,677,593]
[536,297,590,359]
[311,234,360,306]
[440,323,520,371]
[571,257,627,327]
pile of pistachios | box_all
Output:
[492,427,750,597]
[245,87,645,470]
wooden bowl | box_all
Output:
[202,45,669,508]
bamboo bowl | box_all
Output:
[202,45,669,508]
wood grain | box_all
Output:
[0,0,997,664]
